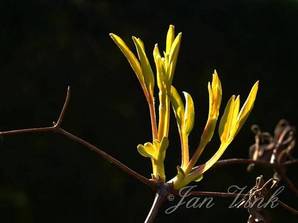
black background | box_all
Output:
[0,0,297,222]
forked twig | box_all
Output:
[0,86,154,188]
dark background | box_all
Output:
[0,0,297,222]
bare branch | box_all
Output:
[0,87,154,188]
[187,190,244,198]
[0,126,54,136]
[212,158,297,169]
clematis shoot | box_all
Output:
[110,25,259,189]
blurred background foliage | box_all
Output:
[0,0,297,222]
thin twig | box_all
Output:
[212,158,297,169]
[0,126,54,136]
[56,127,154,188]
[283,160,298,165]
[187,190,245,198]
[278,200,298,215]
[54,86,71,127]
[0,86,154,189]
[170,187,247,198]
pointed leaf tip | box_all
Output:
[109,33,144,85]
[170,86,185,127]
[237,81,259,131]
[132,36,155,93]
[183,91,195,135]
[166,25,175,54]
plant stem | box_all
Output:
[147,95,158,140]
[145,183,170,223]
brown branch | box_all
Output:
[212,158,297,169]
[278,200,298,215]
[0,126,53,135]
[283,160,298,165]
[56,127,154,188]
[0,86,154,189]
[54,85,71,127]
